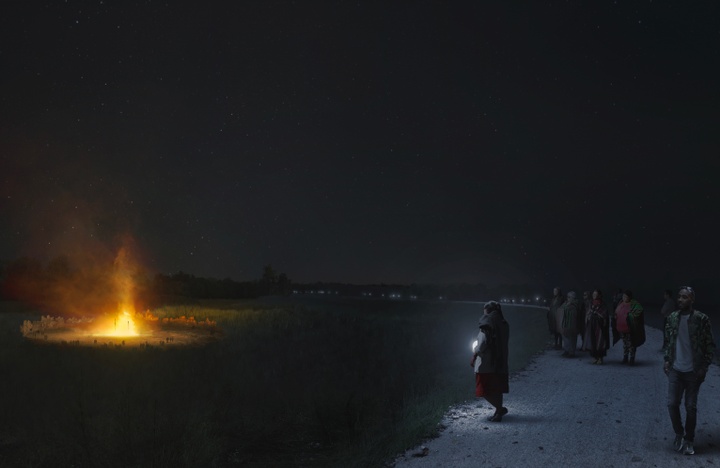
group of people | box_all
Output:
[546,287,645,364]
[470,286,715,456]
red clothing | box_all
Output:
[615,302,631,333]
[475,373,509,397]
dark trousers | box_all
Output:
[553,332,562,348]
[621,333,635,357]
[667,368,703,442]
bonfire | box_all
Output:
[21,309,219,347]
[19,247,220,348]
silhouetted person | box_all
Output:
[547,287,564,350]
[560,291,579,357]
[578,291,591,348]
[663,286,715,456]
[471,301,510,422]
[582,289,609,364]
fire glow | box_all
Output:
[22,301,219,348]
[93,310,141,337]
[20,247,220,347]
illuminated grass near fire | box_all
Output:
[18,247,221,347]
[21,310,221,347]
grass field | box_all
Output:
[0,297,548,467]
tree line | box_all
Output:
[0,256,550,306]
[0,256,293,307]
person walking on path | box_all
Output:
[471,301,510,422]
[614,290,645,364]
[663,286,715,456]
[560,291,579,357]
[547,287,564,350]
[582,289,609,364]
[660,289,675,350]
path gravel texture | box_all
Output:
[394,326,720,467]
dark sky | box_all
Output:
[1,1,719,291]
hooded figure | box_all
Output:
[471,301,510,422]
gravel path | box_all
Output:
[394,326,720,467]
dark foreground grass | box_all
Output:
[0,298,547,467]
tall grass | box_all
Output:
[0,298,547,467]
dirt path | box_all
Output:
[394,326,720,467]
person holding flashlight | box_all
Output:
[471,301,510,422]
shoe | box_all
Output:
[561,351,570,357]
[597,358,603,365]
[591,359,599,364]
[629,356,635,365]
[683,441,694,455]
[673,435,684,452]
[488,407,508,422]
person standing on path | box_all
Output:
[578,291,590,349]
[471,301,510,422]
[560,291,579,357]
[663,286,715,456]
[547,287,564,350]
[614,290,645,364]
[582,289,609,364]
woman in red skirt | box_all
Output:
[471,301,510,422]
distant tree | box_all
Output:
[260,264,278,295]
[277,272,291,295]
[262,265,278,284]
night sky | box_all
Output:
[2,2,719,292]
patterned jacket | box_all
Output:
[663,309,715,371]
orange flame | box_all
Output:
[89,246,143,337]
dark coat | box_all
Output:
[627,300,646,347]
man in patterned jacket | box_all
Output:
[663,286,715,456]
